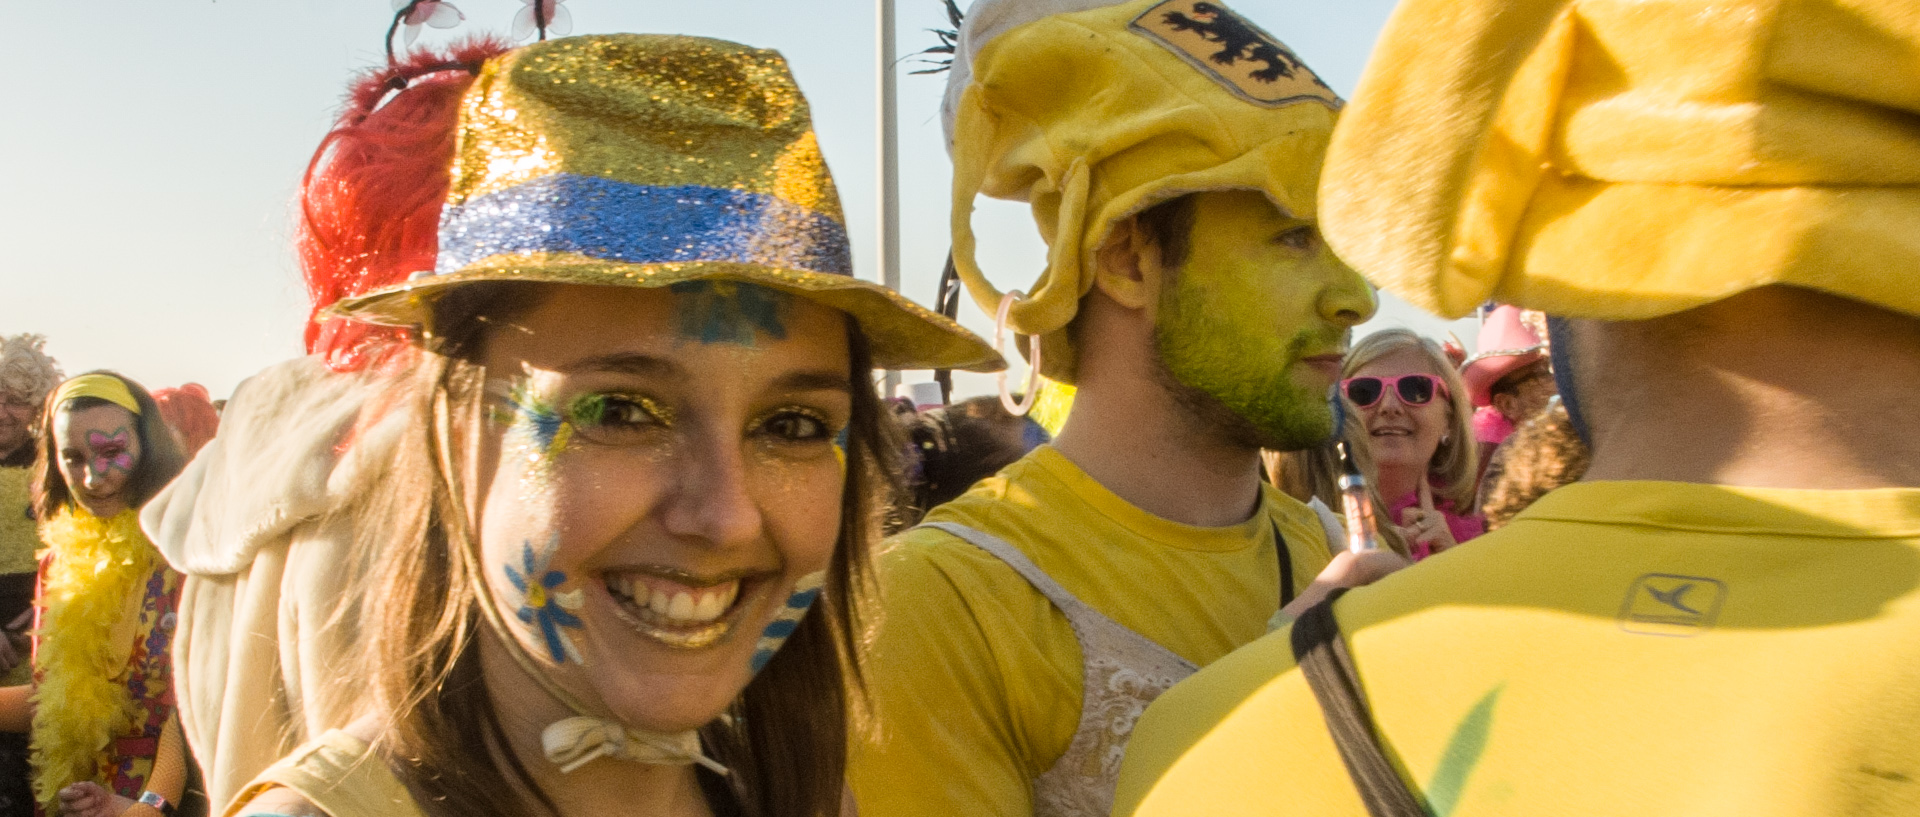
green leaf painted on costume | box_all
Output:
[1426,685,1502,817]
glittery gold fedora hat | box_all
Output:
[332,34,1005,373]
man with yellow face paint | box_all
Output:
[1114,1,1920,815]
[848,2,1406,815]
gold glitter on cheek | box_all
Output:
[749,451,844,500]
[728,399,844,496]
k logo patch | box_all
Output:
[1618,574,1726,636]
[1129,0,1340,108]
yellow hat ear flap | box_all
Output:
[950,94,1011,324]
[1012,157,1092,336]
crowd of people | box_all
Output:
[3,0,1916,815]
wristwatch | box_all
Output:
[137,791,177,817]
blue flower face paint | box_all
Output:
[669,280,792,346]
[749,570,826,674]
[505,537,586,665]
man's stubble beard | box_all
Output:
[1148,334,1330,454]
[1144,259,1339,454]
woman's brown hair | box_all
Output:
[337,282,889,817]
[30,371,188,520]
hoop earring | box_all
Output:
[994,290,1042,417]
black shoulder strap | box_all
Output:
[1272,521,1295,607]
[1289,589,1430,817]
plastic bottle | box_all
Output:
[1337,442,1382,553]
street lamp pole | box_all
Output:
[878,0,903,398]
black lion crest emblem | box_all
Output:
[1159,2,1315,85]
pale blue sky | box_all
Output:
[0,0,1473,399]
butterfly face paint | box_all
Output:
[750,570,826,674]
[506,536,587,665]
[52,404,142,518]
[86,429,134,479]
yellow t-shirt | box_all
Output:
[0,467,41,575]
[1116,481,1920,817]
[849,445,1331,817]
[228,729,424,817]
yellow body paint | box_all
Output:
[1152,191,1367,450]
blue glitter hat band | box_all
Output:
[433,173,853,277]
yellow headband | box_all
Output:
[52,375,141,416]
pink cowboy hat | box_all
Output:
[1460,305,1546,407]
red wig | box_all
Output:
[300,37,513,372]
[152,383,221,458]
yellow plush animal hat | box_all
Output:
[945,0,1341,382]
[1320,0,1920,321]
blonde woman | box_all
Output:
[1340,330,1481,559]
[221,33,1000,817]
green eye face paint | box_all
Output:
[567,392,608,429]
[669,280,793,346]
[1150,192,1365,450]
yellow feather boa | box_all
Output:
[31,507,155,811]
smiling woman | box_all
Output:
[1341,330,1482,559]
[218,32,1000,817]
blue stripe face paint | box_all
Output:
[749,570,827,675]
[434,174,852,275]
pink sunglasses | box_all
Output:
[1341,374,1449,408]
